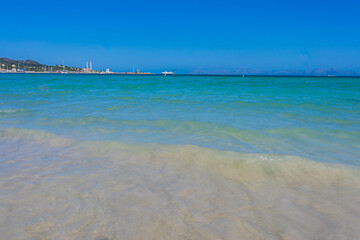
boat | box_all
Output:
[161,71,174,76]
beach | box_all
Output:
[0,74,359,239]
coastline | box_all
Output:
[1,71,360,77]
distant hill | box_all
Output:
[0,57,44,68]
[190,67,360,76]
[0,57,83,72]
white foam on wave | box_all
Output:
[0,128,359,240]
[0,109,27,114]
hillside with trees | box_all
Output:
[0,57,82,72]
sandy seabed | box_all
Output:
[0,128,359,240]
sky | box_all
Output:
[1,0,360,73]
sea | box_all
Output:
[0,74,359,239]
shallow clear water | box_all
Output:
[0,74,359,239]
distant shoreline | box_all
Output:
[0,72,359,78]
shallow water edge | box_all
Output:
[1,128,359,240]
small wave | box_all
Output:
[38,116,360,165]
[80,140,360,186]
[0,109,28,114]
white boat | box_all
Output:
[161,71,174,76]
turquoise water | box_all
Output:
[0,74,360,239]
[1,74,359,165]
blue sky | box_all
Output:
[1,0,359,73]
